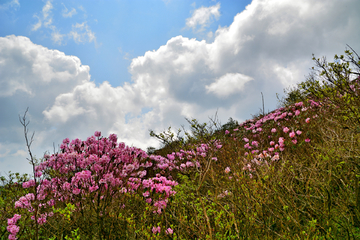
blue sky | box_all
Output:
[1,0,360,176]
[1,0,249,87]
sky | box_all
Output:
[1,0,360,176]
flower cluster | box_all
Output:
[7,214,21,240]
[9,131,222,238]
[224,100,320,177]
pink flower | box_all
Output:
[225,130,230,135]
[94,131,101,137]
[283,127,289,133]
[271,128,277,133]
[292,139,297,144]
[251,141,259,147]
[8,234,16,240]
[289,132,296,138]
[35,171,42,177]
[296,130,302,135]
[305,138,311,142]
[270,141,275,146]
[166,228,174,235]
[305,118,310,123]
[7,225,19,234]
[225,167,231,174]
[72,188,81,195]
[152,226,161,234]
[243,137,249,142]
[295,110,300,116]
[271,155,280,161]
[37,217,47,225]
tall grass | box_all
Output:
[1,47,360,239]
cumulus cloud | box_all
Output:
[186,3,220,32]
[206,73,253,98]
[1,0,360,175]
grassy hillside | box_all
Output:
[1,47,360,239]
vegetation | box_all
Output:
[1,46,360,239]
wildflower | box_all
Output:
[270,141,275,146]
[305,118,310,123]
[296,130,302,135]
[7,225,19,234]
[271,155,280,161]
[94,131,101,137]
[72,188,81,195]
[295,110,300,116]
[271,128,277,133]
[225,130,230,135]
[283,127,290,133]
[225,167,231,174]
[166,228,174,235]
[243,137,249,142]
[305,138,311,142]
[251,141,259,147]
[289,132,296,138]
[292,139,297,144]
[152,226,161,234]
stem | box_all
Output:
[19,108,39,240]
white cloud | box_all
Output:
[1,0,360,175]
[186,3,220,32]
[0,35,90,97]
[42,1,53,19]
[68,22,97,44]
[62,3,77,18]
[51,31,65,45]
[0,0,19,10]
[206,73,253,98]
[31,1,53,32]
[30,2,96,45]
